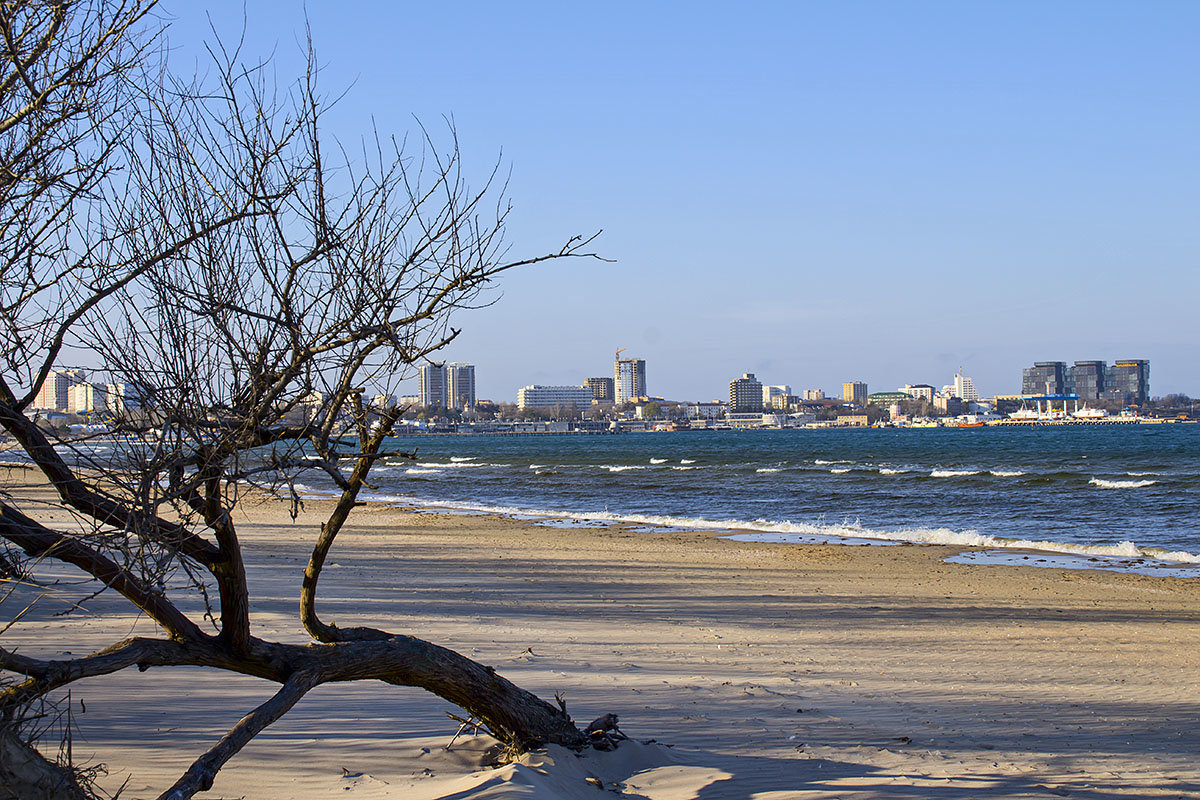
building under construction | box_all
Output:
[613,350,646,405]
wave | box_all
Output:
[680,459,696,465]
[815,459,851,465]
[931,469,981,478]
[728,526,1200,566]
[450,456,476,462]
[344,493,1200,567]
[602,465,646,473]
[1090,477,1157,489]
[529,464,546,469]
[989,470,1026,477]
[405,468,444,475]
[419,461,489,468]
[649,458,668,464]
[879,468,908,475]
[830,468,852,474]
[289,482,339,498]
[756,467,782,473]
[672,466,699,471]
[1127,471,1162,477]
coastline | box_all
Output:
[365,492,1200,578]
[4,469,1200,798]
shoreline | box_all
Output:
[349,489,1200,579]
[6,458,1198,578]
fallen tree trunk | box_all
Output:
[3,631,588,800]
[0,724,89,800]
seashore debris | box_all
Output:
[585,713,628,751]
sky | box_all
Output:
[165,1,1200,401]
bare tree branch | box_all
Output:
[0,2,606,793]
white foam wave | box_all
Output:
[815,459,850,465]
[830,468,852,474]
[405,468,443,475]
[672,466,699,471]
[288,482,339,498]
[680,459,696,465]
[756,467,782,473]
[1127,471,1162,477]
[450,456,476,462]
[420,461,488,468]
[990,470,1026,477]
[602,465,646,472]
[529,464,546,469]
[931,469,981,478]
[1089,477,1157,489]
[649,458,668,464]
[315,493,1200,569]
[730,526,1200,565]
[879,468,908,475]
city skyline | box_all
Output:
[32,351,1168,412]
[144,4,1200,400]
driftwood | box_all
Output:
[585,713,628,751]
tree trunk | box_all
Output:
[0,725,89,800]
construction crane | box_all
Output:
[615,348,626,361]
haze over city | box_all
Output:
[174,2,1200,400]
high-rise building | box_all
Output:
[802,389,826,402]
[1022,361,1066,395]
[32,369,87,411]
[517,385,593,410]
[729,373,763,413]
[952,373,979,402]
[1066,361,1105,400]
[418,363,447,408]
[67,382,107,414]
[585,377,614,404]
[446,363,476,411]
[1104,359,1150,405]
[614,357,646,405]
[762,385,791,408]
[842,381,867,404]
[1022,359,1149,405]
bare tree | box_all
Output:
[0,2,601,797]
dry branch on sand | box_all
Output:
[0,2,605,796]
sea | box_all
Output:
[327,424,1200,578]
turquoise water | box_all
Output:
[351,425,1200,564]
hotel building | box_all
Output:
[446,363,476,411]
[729,373,764,413]
[1021,359,1149,405]
[418,363,447,408]
[952,373,980,401]
[32,369,87,411]
[517,385,594,411]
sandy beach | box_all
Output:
[4,468,1200,799]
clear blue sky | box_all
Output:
[167,1,1199,401]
